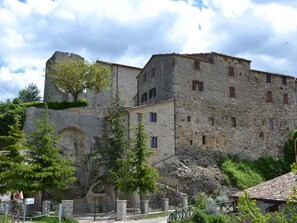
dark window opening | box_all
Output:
[143,72,147,82]
[187,116,191,122]
[229,66,234,76]
[266,74,271,83]
[283,94,288,104]
[282,77,287,85]
[209,117,215,126]
[151,137,158,148]
[151,67,156,77]
[268,119,274,130]
[192,80,203,91]
[231,117,236,127]
[150,113,157,122]
[141,92,147,103]
[202,136,206,145]
[259,132,264,139]
[190,140,193,145]
[229,87,235,97]
[137,113,142,121]
[267,91,272,103]
[194,60,200,70]
[149,88,156,98]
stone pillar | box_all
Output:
[162,198,169,212]
[62,200,74,219]
[182,196,188,207]
[42,200,51,215]
[141,200,149,216]
[116,200,127,221]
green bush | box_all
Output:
[221,159,264,190]
[192,209,208,223]
[207,214,228,223]
[22,100,88,110]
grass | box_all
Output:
[30,216,78,223]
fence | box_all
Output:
[167,206,194,223]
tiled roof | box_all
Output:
[233,172,297,202]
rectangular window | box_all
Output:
[229,66,234,76]
[268,119,274,130]
[137,113,142,121]
[283,94,288,104]
[229,87,235,97]
[192,80,203,91]
[152,67,156,77]
[267,91,272,103]
[141,92,147,103]
[266,74,271,83]
[231,117,236,127]
[143,72,147,82]
[209,117,215,126]
[150,112,157,122]
[202,136,206,145]
[194,60,200,70]
[190,140,193,145]
[151,137,158,148]
[282,77,287,85]
[187,116,191,122]
[149,88,156,98]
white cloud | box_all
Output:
[0,0,297,101]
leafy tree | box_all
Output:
[48,58,111,102]
[26,108,76,200]
[16,83,42,102]
[116,116,160,201]
[0,101,26,136]
[0,118,29,194]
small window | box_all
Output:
[152,67,156,77]
[268,119,274,130]
[149,88,156,98]
[202,136,206,145]
[267,91,272,103]
[194,60,200,70]
[209,117,215,126]
[231,117,236,127]
[192,80,203,91]
[229,87,235,98]
[150,113,157,122]
[266,74,271,83]
[282,77,287,85]
[141,92,147,103]
[283,94,288,104]
[229,66,234,76]
[259,132,264,139]
[137,113,142,121]
[190,140,193,145]
[151,137,158,148]
[143,72,147,82]
[187,116,191,122]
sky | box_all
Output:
[1,0,297,101]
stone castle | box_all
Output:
[24,51,297,199]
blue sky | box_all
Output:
[1,0,297,101]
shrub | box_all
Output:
[207,214,228,223]
[192,209,208,223]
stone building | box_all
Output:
[24,51,297,202]
[137,53,297,161]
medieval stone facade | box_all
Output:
[24,51,297,199]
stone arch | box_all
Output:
[57,127,88,190]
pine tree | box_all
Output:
[26,108,76,199]
[0,118,30,193]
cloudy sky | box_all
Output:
[1,0,297,101]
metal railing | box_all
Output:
[167,206,194,223]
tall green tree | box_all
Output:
[0,118,30,194]
[117,116,160,201]
[48,58,111,102]
[95,97,128,197]
[26,108,76,199]
[16,83,42,102]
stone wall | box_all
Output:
[124,99,175,166]
[87,62,141,108]
[24,107,105,194]
[173,53,297,160]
